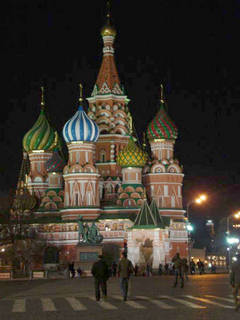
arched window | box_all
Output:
[100,150,106,162]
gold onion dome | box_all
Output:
[101,3,116,38]
[23,87,60,152]
[117,136,147,168]
[101,22,117,37]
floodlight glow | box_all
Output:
[200,195,207,201]
[187,224,194,232]
[227,237,239,245]
[195,198,201,204]
[232,257,237,262]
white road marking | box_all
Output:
[12,299,26,313]
[185,295,234,309]
[160,295,206,309]
[41,298,57,311]
[205,295,234,303]
[136,296,175,309]
[88,296,117,310]
[112,295,145,309]
[65,297,87,311]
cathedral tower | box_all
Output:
[116,137,147,207]
[61,85,100,220]
[87,8,131,203]
[144,86,184,216]
[22,87,60,198]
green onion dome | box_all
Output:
[23,106,60,153]
[147,102,178,141]
[117,136,147,168]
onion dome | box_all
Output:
[23,87,60,152]
[101,2,116,37]
[45,151,65,173]
[147,85,178,141]
[62,84,99,143]
[117,136,147,168]
[101,23,116,37]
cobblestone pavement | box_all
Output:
[0,274,239,320]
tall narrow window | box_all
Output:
[100,150,106,162]
[76,152,80,163]
[164,185,168,196]
[75,193,78,206]
[171,195,175,207]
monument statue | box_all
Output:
[77,216,103,245]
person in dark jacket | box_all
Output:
[182,258,189,280]
[172,253,184,288]
[118,252,134,301]
[91,255,109,301]
[230,253,240,311]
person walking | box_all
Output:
[134,264,139,277]
[190,259,196,274]
[158,263,163,276]
[230,253,240,311]
[112,261,117,277]
[118,252,134,301]
[146,263,151,277]
[172,253,184,288]
[182,258,189,280]
[91,255,109,301]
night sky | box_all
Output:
[1,0,240,241]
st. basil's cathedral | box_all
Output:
[18,13,188,270]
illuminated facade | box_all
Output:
[19,15,188,268]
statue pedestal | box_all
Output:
[75,244,103,276]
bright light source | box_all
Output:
[227,247,230,251]
[195,198,202,204]
[234,212,240,219]
[232,257,237,262]
[187,224,194,232]
[208,263,212,268]
[1,248,5,252]
[200,194,207,201]
[227,237,240,245]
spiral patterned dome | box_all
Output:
[147,103,178,141]
[63,105,99,143]
[23,109,60,152]
[117,137,147,168]
[45,151,65,173]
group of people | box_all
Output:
[91,251,134,301]
[68,262,82,278]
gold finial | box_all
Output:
[127,111,133,135]
[79,83,83,103]
[160,84,164,104]
[106,0,111,21]
[101,0,116,37]
[41,86,45,109]
[143,132,146,149]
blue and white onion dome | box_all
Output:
[63,105,99,143]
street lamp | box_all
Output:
[227,237,239,270]
[226,211,240,235]
[186,194,207,265]
[186,194,207,220]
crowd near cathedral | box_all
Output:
[18,12,188,271]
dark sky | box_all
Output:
[1,0,240,236]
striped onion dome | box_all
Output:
[117,136,147,168]
[147,102,178,141]
[45,151,65,173]
[23,108,60,152]
[63,105,99,143]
